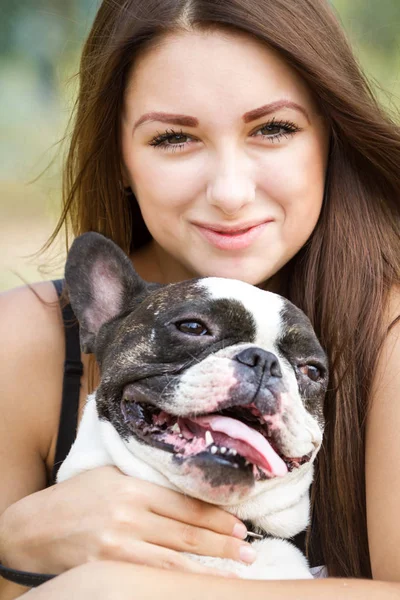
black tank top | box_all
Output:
[51,280,83,483]
[51,279,321,565]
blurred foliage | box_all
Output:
[334,0,400,53]
[0,0,399,290]
[0,0,98,56]
[333,0,400,116]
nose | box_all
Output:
[235,347,282,379]
[206,150,255,214]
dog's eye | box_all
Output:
[176,321,209,336]
[299,364,322,382]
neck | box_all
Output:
[130,240,289,293]
[130,240,195,284]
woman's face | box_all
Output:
[121,29,329,286]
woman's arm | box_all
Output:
[23,561,400,600]
[0,282,65,600]
[366,287,400,581]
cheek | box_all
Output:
[259,135,326,219]
[131,153,207,213]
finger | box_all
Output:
[100,539,239,577]
[143,484,247,539]
[144,513,255,564]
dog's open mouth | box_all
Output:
[121,396,312,480]
[121,392,312,480]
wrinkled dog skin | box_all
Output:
[58,232,328,579]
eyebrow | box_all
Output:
[133,112,198,133]
[243,100,310,124]
[132,100,310,133]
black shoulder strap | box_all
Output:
[51,279,83,483]
[0,562,55,588]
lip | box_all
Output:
[192,219,273,251]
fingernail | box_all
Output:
[239,545,257,564]
[233,522,248,539]
[220,571,240,578]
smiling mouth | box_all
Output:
[192,221,271,252]
[121,396,312,480]
[208,225,258,235]
[214,227,254,236]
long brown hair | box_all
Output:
[52,0,400,578]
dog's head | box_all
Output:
[66,233,328,507]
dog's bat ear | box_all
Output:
[65,232,148,353]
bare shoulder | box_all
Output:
[0,280,64,354]
[365,284,400,581]
[0,281,65,509]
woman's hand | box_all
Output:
[0,466,254,577]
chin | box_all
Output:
[186,258,277,287]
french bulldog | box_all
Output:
[57,232,328,579]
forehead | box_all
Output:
[124,29,317,124]
[198,277,284,348]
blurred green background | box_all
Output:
[1,0,399,292]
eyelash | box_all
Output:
[148,118,300,152]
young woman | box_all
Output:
[1,0,400,598]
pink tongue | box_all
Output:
[190,415,287,477]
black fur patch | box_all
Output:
[277,300,328,423]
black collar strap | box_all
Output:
[243,520,268,543]
[0,562,55,588]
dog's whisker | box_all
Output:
[183,351,201,364]
[159,377,176,399]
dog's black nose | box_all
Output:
[235,348,282,378]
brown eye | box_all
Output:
[299,365,322,382]
[177,321,209,336]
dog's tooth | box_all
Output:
[210,445,218,454]
[170,423,181,434]
[205,431,214,446]
[220,447,227,454]
[228,449,237,456]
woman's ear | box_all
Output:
[120,162,132,190]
